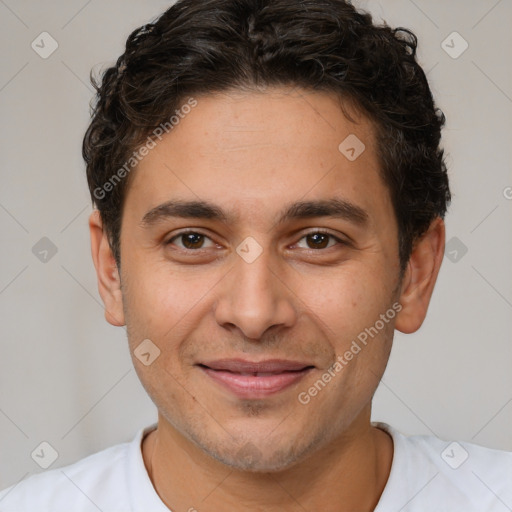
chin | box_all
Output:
[207,444,302,473]
[189,425,328,474]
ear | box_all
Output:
[395,217,445,334]
[89,210,125,327]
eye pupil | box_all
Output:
[307,233,329,249]
[182,233,204,249]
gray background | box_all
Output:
[1,0,511,490]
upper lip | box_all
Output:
[200,359,313,373]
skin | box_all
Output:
[89,87,445,511]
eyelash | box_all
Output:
[166,229,347,251]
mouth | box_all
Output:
[197,359,315,398]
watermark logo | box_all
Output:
[236,441,263,468]
[31,32,58,59]
[32,237,58,263]
[444,236,468,263]
[441,31,468,60]
[441,441,469,469]
[338,134,366,161]
[236,236,263,264]
[31,441,59,469]
[134,339,161,366]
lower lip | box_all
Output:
[200,367,312,398]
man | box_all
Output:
[1,0,510,510]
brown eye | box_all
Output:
[295,231,349,250]
[294,231,344,250]
[305,233,330,249]
[169,232,215,250]
[181,233,205,249]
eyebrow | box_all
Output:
[277,198,368,226]
[140,198,368,228]
[141,200,229,227]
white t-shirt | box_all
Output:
[1,422,511,511]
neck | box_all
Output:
[142,411,393,512]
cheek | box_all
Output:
[292,263,392,343]
[121,255,227,360]
[123,256,202,320]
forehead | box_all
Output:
[125,87,392,229]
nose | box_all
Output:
[214,246,298,340]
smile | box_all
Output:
[198,359,315,398]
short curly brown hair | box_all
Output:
[83,0,450,270]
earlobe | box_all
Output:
[89,210,126,327]
[395,217,445,334]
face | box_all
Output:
[112,88,405,471]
